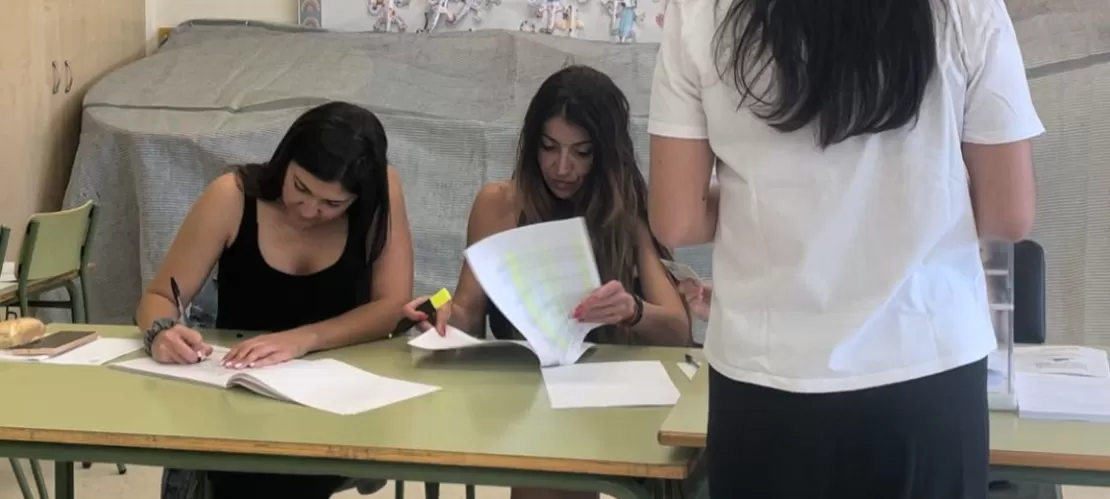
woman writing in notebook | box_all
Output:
[403,64,691,499]
[134,101,413,499]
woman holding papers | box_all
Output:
[405,65,691,499]
[135,101,413,498]
[646,0,1042,497]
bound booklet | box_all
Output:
[111,347,440,415]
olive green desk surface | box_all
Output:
[657,367,1110,473]
[0,324,699,480]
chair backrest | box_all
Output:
[0,225,9,263]
[1014,239,1046,344]
[15,201,98,282]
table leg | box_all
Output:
[55,461,75,499]
[8,459,34,499]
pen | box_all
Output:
[392,288,453,337]
[169,277,188,326]
[684,353,702,370]
[170,277,206,361]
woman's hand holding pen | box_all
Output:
[151,324,214,365]
[402,296,450,336]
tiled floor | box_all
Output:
[1,462,1108,499]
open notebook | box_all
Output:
[408,326,594,364]
[112,347,440,415]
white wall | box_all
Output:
[146,0,298,51]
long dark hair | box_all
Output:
[712,0,939,147]
[515,65,680,341]
[236,101,391,264]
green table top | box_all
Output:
[0,324,699,479]
[658,366,1110,472]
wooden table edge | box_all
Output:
[657,430,705,449]
[0,427,694,480]
[651,431,1110,475]
[991,450,1110,472]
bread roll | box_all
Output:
[0,318,46,349]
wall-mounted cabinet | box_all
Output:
[0,0,145,258]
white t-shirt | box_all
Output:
[648,0,1044,393]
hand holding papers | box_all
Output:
[464,217,603,367]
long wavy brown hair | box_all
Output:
[513,65,680,342]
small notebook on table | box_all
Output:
[111,347,440,415]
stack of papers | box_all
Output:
[463,218,603,367]
[1013,346,1110,422]
[0,338,142,366]
[112,347,440,415]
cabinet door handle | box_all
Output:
[51,61,60,94]
[64,61,73,93]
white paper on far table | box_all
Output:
[0,261,14,282]
[408,326,594,364]
[541,360,681,409]
[1016,372,1110,423]
[1012,345,1110,378]
[463,217,602,367]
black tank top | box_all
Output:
[216,197,371,333]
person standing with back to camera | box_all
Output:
[647,0,1042,495]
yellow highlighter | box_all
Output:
[391,288,452,337]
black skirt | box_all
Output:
[706,358,989,499]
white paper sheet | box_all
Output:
[1013,345,1110,377]
[463,218,602,367]
[1016,372,1110,422]
[677,362,698,380]
[541,360,681,409]
[42,338,142,365]
[407,326,594,364]
[0,261,14,282]
[0,337,143,365]
[245,358,441,416]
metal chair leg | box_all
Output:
[30,459,50,499]
[466,484,476,499]
[395,480,405,499]
[116,463,127,474]
[9,459,35,499]
[81,462,92,469]
[424,482,440,499]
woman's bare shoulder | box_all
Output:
[467,181,518,242]
[195,172,246,244]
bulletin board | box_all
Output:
[299,0,667,43]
